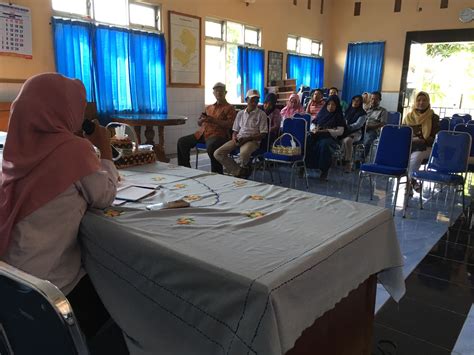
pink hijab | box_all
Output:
[280,93,304,118]
[0,73,101,256]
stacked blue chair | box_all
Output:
[454,124,474,172]
[439,118,450,131]
[453,113,472,124]
[387,111,401,126]
[449,117,464,131]
[262,117,308,189]
[355,125,412,216]
[412,131,471,225]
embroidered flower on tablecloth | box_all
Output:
[177,217,195,225]
[104,209,124,217]
[233,180,247,187]
[244,211,265,219]
[249,195,264,200]
[152,176,166,182]
[174,183,187,189]
[183,194,202,202]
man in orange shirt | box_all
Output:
[177,82,236,173]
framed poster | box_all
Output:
[168,11,201,87]
[0,2,32,59]
[267,51,283,86]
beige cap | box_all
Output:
[213,82,226,90]
[245,89,260,99]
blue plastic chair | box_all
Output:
[454,124,474,171]
[356,125,412,216]
[453,113,472,124]
[194,142,208,169]
[293,113,311,132]
[387,111,401,126]
[262,117,308,189]
[412,131,471,224]
[0,261,89,355]
[449,117,464,131]
[439,118,450,131]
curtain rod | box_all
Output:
[348,40,386,44]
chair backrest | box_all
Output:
[281,117,307,156]
[427,131,471,174]
[452,113,472,123]
[386,111,401,126]
[439,118,450,131]
[293,113,311,131]
[373,125,412,169]
[449,117,464,130]
[0,261,89,355]
[453,124,474,157]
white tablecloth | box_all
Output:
[80,162,405,355]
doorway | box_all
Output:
[399,29,474,117]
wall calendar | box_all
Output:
[0,2,32,59]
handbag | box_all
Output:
[271,132,301,156]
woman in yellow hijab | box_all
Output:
[402,91,440,192]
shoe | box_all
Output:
[343,162,352,173]
[319,171,328,181]
[236,166,251,179]
[411,178,421,193]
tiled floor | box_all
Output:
[178,152,474,354]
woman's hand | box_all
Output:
[84,122,112,160]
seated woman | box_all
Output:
[305,95,346,181]
[280,93,304,120]
[0,73,119,339]
[306,89,325,120]
[402,91,440,192]
[340,95,367,173]
[263,93,282,147]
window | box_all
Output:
[52,0,161,31]
[205,19,262,104]
[287,35,323,57]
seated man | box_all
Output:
[214,89,268,178]
[328,87,348,112]
[362,91,388,158]
[177,82,236,173]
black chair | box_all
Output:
[0,261,89,355]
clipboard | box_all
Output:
[115,185,156,202]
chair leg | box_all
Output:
[261,160,266,182]
[386,177,390,192]
[419,181,424,210]
[369,175,374,200]
[450,185,457,226]
[403,177,410,218]
[195,149,199,169]
[304,163,309,190]
[392,177,400,216]
[289,163,294,188]
[356,172,363,201]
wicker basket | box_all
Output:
[107,122,156,169]
[271,133,301,156]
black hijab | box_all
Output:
[344,95,366,125]
[314,95,345,128]
[264,93,277,115]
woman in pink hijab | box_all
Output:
[0,73,119,338]
[280,93,305,119]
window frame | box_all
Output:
[287,34,323,57]
[51,0,162,32]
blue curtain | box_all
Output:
[129,31,167,113]
[237,46,264,102]
[287,54,324,90]
[52,18,167,115]
[342,42,385,103]
[52,18,95,102]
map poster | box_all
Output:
[267,51,283,86]
[0,2,32,59]
[168,11,201,86]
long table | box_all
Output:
[80,162,405,355]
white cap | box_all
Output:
[245,89,260,100]
[213,82,226,90]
